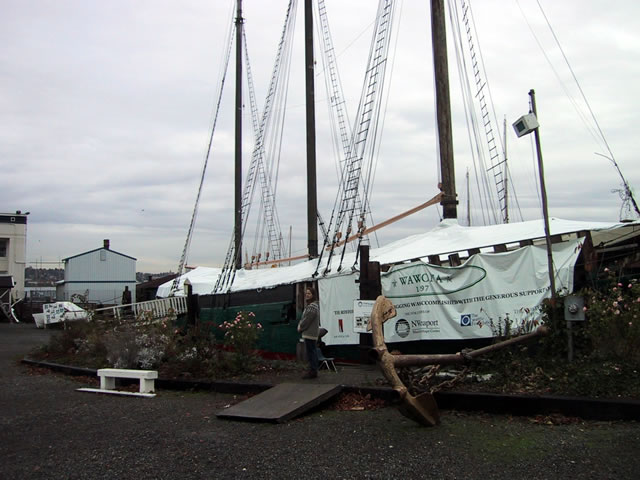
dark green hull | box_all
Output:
[193,285,492,362]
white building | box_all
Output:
[0,211,28,302]
[57,239,136,306]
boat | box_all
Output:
[158,0,640,361]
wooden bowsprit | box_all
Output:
[368,295,549,427]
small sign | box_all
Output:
[564,295,585,321]
[353,300,375,333]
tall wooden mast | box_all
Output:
[305,0,318,258]
[234,0,244,269]
[431,0,457,219]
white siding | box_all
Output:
[0,215,27,301]
[62,248,136,305]
[59,281,137,305]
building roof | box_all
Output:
[63,247,137,262]
[0,213,27,224]
[137,273,179,289]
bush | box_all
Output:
[472,269,640,398]
[159,323,222,379]
[219,311,262,355]
[580,269,640,364]
[215,311,263,375]
[42,321,109,368]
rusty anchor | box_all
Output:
[367,295,549,426]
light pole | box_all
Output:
[513,89,556,299]
[513,90,567,358]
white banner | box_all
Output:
[320,240,583,345]
[318,273,360,345]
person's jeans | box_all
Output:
[304,338,318,373]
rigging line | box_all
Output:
[449,0,496,226]
[347,0,397,264]
[449,2,487,224]
[339,0,395,262]
[466,0,504,157]
[318,0,381,259]
[267,3,297,201]
[458,0,503,224]
[504,159,524,222]
[170,11,236,295]
[514,0,604,152]
[312,0,354,267]
[463,0,516,222]
[216,0,296,290]
[534,0,639,217]
[315,0,355,215]
[322,0,395,275]
[534,0,612,158]
[241,1,296,259]
[359,0,404,245]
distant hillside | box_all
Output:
[25,267,63,286]
[24,267,174,286]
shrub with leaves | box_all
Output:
[581,269,640,364]
[218,311,263,373]
[160,324,221,379]
[219,311,262,356]
[103,330,140,369]
[41,321,109,368]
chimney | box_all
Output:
[103,239,110,250]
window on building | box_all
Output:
[0,239,7,258]
[100,250,106,261]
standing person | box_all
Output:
[121,286,132,314]
[297,286,320,379]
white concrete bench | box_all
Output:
[98,368,158,394]
[77,368,158,397]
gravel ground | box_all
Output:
[2,323,640,480]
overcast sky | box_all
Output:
[2,0,639,273]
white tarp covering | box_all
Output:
[319,239,583,345]
[155,267,222,297]
[157,218,639,297]
[370,218,638,266]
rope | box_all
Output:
[170,6,235,296]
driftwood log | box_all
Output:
[367,295,549,426]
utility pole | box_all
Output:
[529,89,556,300]
[503,116,509,223]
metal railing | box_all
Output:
[91,297,188,322]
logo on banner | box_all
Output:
[395,319,411,338]
[383,263,486,298]
[460,314,472,327]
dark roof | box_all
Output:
[137,273,179,289]
[0,276,14,288]
[63,247,137,262]
[0,214,27,225]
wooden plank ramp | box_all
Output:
[216,383,342,423]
